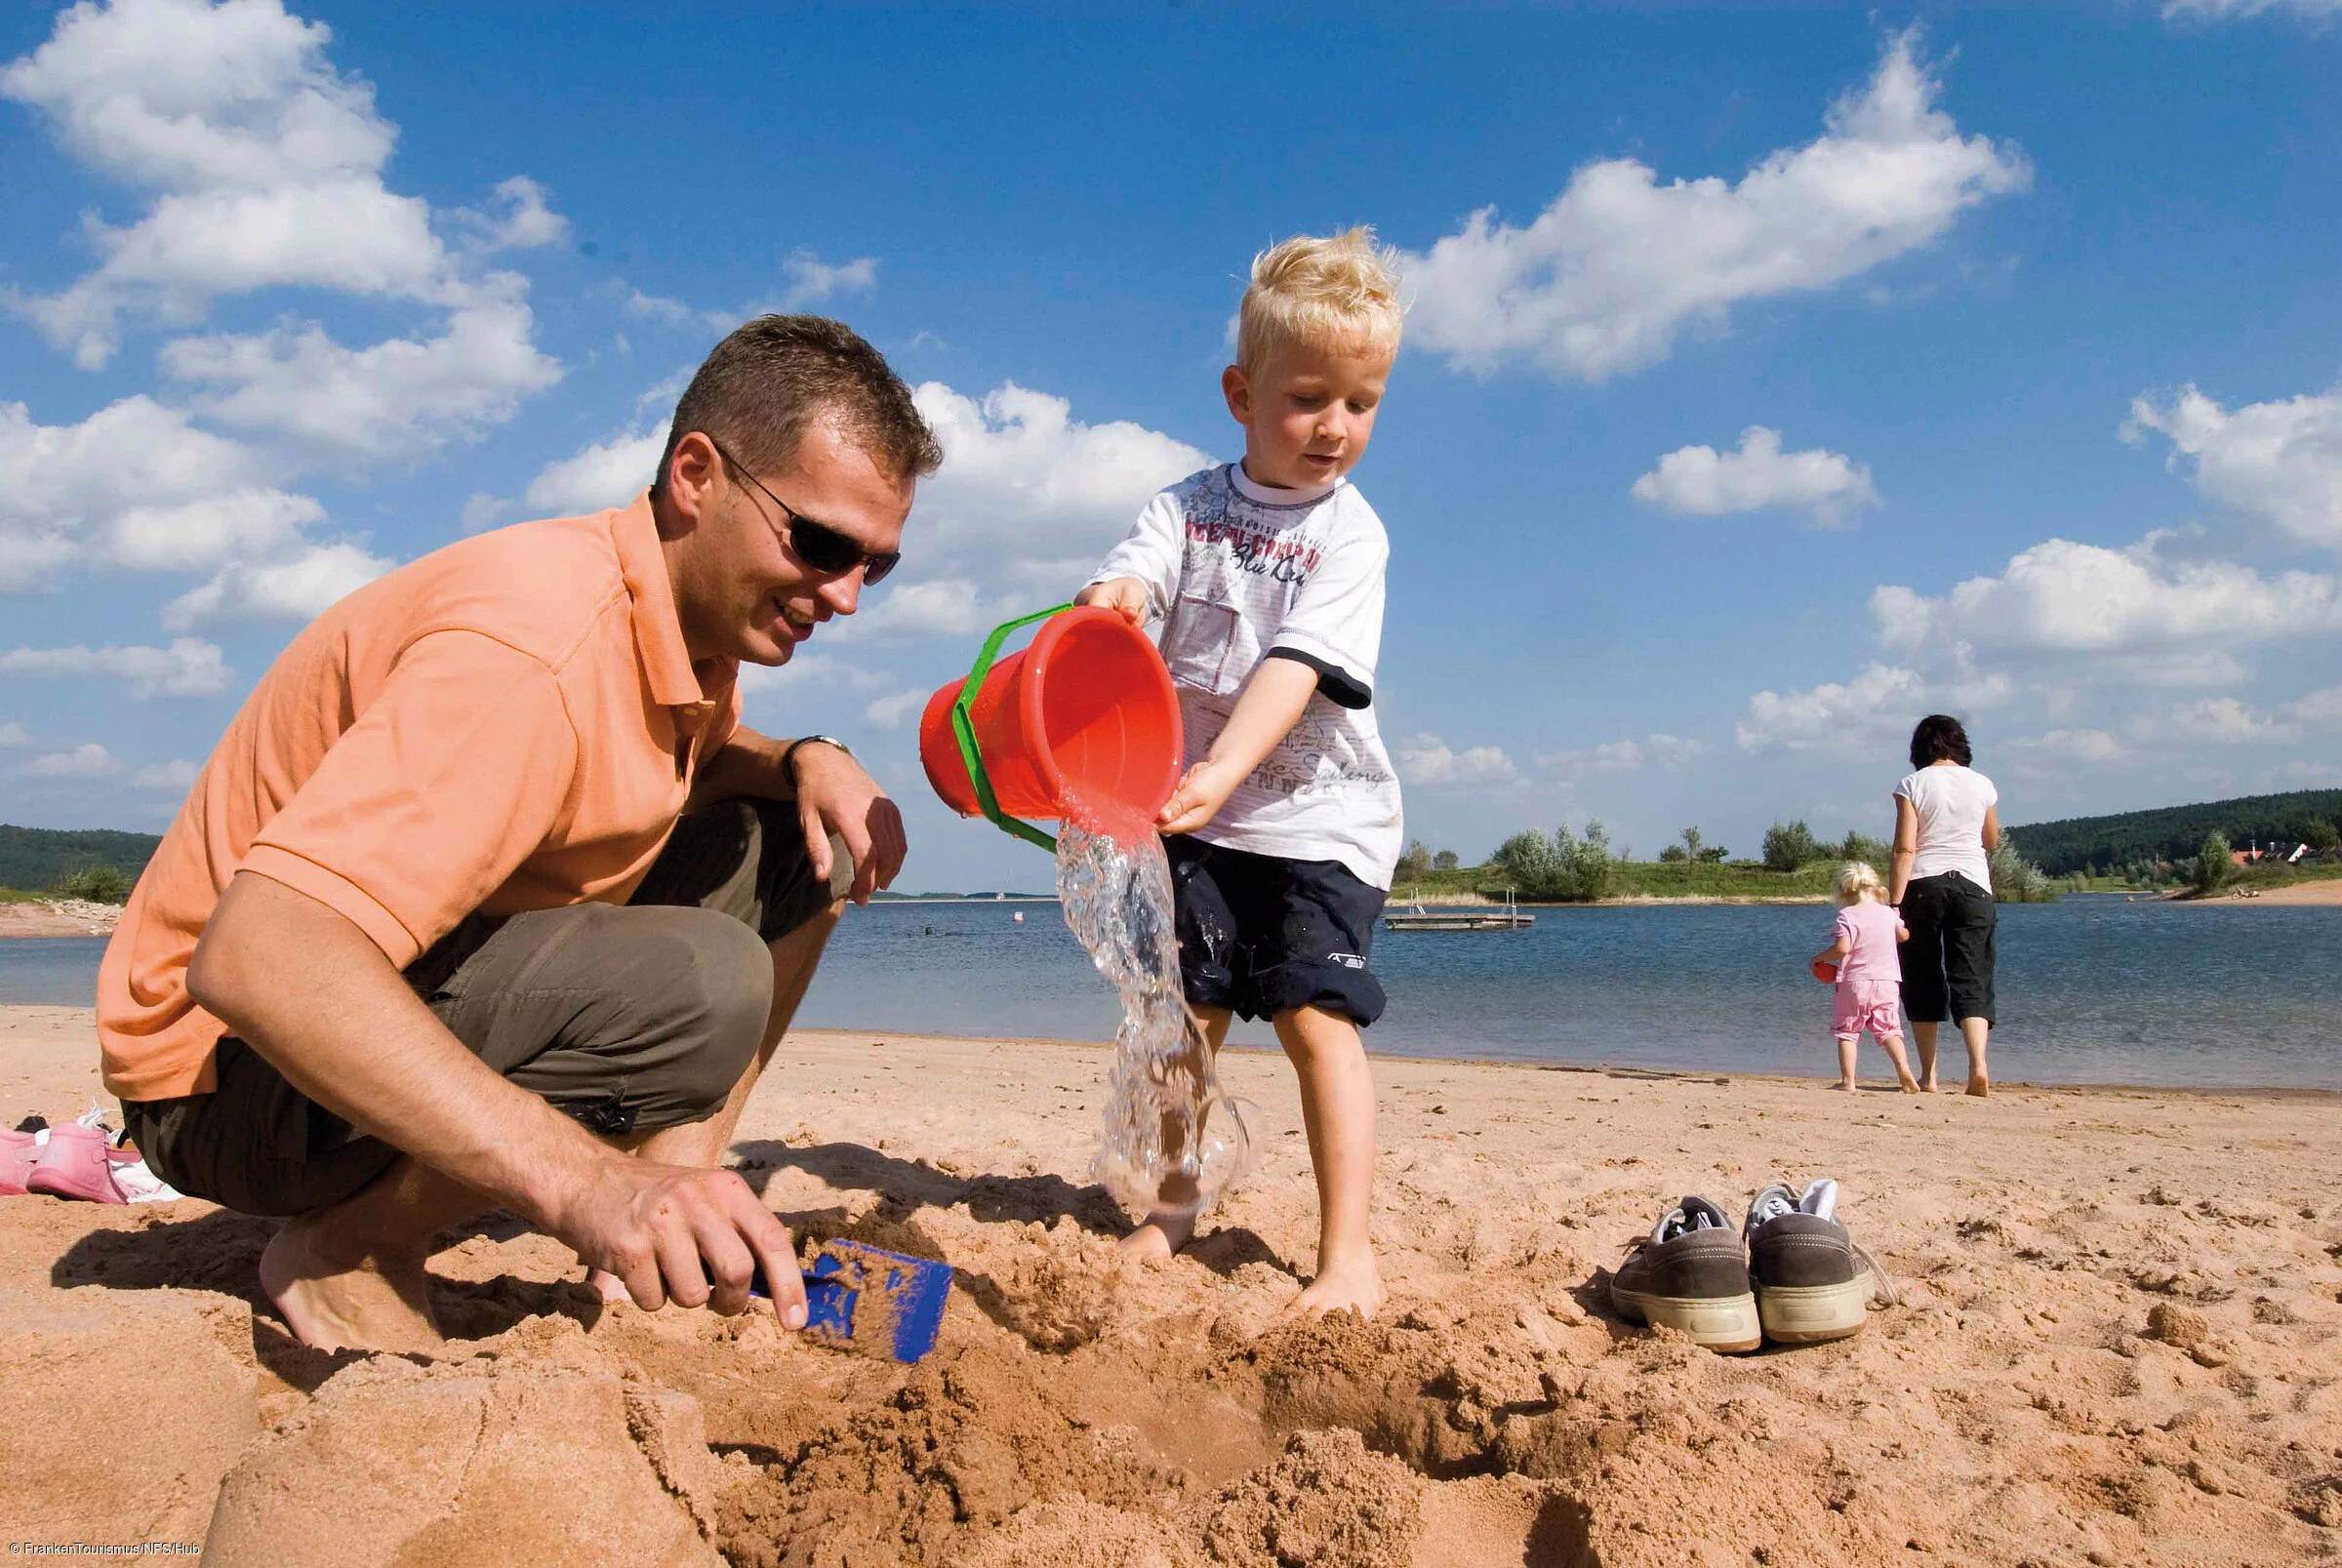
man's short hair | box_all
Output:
[651,315,943,501]
[1234,227,1405,378]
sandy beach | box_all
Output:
[0,898,121,938]
[5,1003,2340,1564]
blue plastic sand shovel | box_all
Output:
[750,1239,953,1363]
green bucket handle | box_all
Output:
[950,603,1074,854]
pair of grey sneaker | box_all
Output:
[1607,1179,1892,1353]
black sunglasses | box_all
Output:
[706,435,901,586]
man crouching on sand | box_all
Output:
[93,317,941,1353]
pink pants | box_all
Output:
[1832,978,1904,1042]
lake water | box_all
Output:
[7,896,2336,1089]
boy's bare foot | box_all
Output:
[1965,1077,1992,1098]
[261,1219,444,1354]
[1830,1080,1859,1093]
[1918,1076,1941,1094]
[1284,1255,1385,1320]
[1117,1206,1201,1266]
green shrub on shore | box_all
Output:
[57,863,134,905]
[1761,820,1822,872]
[1988,839,2058,903]
[2193,831,2237,897]
[1491,821,1618,901]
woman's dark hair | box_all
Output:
[1910,714,1972,770]
[650,314,943,501]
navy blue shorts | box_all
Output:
[1166,837,1387,1025]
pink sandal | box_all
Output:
[26,1121,130,1204]
[0,1129,36,1197]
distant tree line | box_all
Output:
[0,825,160,902]
[2005,789,2342,876]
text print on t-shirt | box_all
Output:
[1160,489,1332,697]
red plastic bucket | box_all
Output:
[919,607,1183,838]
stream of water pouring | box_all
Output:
[1055,816,1258,1218]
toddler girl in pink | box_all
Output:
[1813,863,1919,1094]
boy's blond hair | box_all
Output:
[1835,862,1885,906]
[1235,227,1404,377]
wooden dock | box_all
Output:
[1383,894,1533,931]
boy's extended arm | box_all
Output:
[1156,656,1318,834]
[1079,491,1187,625]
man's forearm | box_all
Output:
[687,724,794,812]
[188,871,609,1221]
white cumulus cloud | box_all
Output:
[162,541,387,628]
[135,757,201,788]
[864,688,930,730]
[2152,697,2300,745]
[161,281,561,460]
[1,0,443,364]
[522,427,667,516]
[22,743,119,778]
[2161,0,2342,20]
[1401,35,2029,381]
[1871,535,2342,664]
[3,0,563,462]
[1737,663,1929,754]
[0,395,334,587]
[2123,383,2342,551]
[0,637,230,697]
[2006,728,2127,763]
[909,381,1211,589]
[1632,426,1878,526]
[1396,733,1524,790]
[779,252,878,309]
[458,176,568,252]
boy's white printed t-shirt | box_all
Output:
[1090,462,1402,889]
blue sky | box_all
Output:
[4,0,2340,893]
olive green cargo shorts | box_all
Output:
[122,798,851,1218]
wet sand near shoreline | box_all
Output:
[4,1004,2339,1564]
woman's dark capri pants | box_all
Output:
[1899,870,1997,1025]
[120,798,852,1218]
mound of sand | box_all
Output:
[208,1344,727,1567]
[4,1014,2341,1566]
[3,1285,257,1543]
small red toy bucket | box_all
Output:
[918,605,1183,852]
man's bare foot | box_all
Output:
[1918,1076,1941,1094]
[260,1219,444,1354]
[1117,1206,1201,1266]
[1897,1075,1922,1094]
[1830,1080,1859,1093]
[1284,1255,1385,1320]
[1966,1077,1992,1098]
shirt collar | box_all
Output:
[613,492,728,718]
[1230,461,1344,507]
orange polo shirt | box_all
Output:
[96,495,741,1102]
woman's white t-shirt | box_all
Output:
[1895,764,1999,893]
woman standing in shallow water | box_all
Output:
[1890,715,1999,1097]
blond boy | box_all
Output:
[1077,229,1403,1318]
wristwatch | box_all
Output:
[781,734,853,782]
